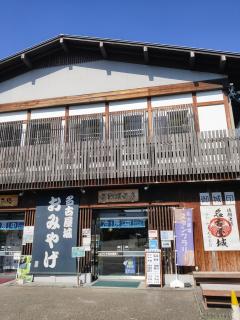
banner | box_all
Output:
[31,192,79,274]
[200,205,240,251]
[17,256,33,282]
[174,208,195,266]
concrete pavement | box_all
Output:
[0,285,203,320]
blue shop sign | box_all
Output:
[0,220,24,230]
[100,218,145,229]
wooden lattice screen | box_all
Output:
[21,209,35,255]
[78,207,93,273]
[148,205,177,274]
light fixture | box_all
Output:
[19,191,24,197]
[80,189,86,194]
[144,185,149,191]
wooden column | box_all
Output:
[147,97,153,139]
[105,102,109,139]
[223,90,234,129]
[192,92,200,131]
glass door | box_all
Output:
[0,213,24,274]
[94,209,148,277]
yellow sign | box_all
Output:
[0,195,18,207]
[98,189,139,203]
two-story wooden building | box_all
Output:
[0,35,239,284]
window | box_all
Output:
[153,106,194,136]
[28,122,52,145]
[0,122,23,147]
[167,109,192,134]
[27,118,63,145]
[69,116,104,142]
[110,112,147,139]
[123,115,144,138]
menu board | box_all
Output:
[145,249,161,286]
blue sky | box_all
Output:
[0,0,240,59]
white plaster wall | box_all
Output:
[0,60,226,104]
[0,111,27,123]
[198,105,227,131]
[69,103,105,116]
[196,90,224,103]
[109,98,147,112]
[151,93,193,107]
[31,107,65,119]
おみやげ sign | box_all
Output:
[200,205,240,251]
[31,192,79,274]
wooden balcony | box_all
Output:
[0,128,239,190]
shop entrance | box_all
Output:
[93,208,148,278]
[0,212,24,274]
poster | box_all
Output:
[148,230,158,249]
[72,247,85,258]
[82,228,91,251]
[124,257,136,274]
[174,208,195,266]
[17,256,33,282]
[149,239,158,249]
[148,230,158,239]
[31,192,79,274]
[200,205,240,251]
[145,249,161,286]
[22,226,34,245]
[160,230,174,241]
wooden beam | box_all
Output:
[143,46,149,63]
[99,42,107,59]
[60,37,68,53]
[220,55,226,71]
[21,53,32,69]
[189,51,195,68]
[0,80,225,113]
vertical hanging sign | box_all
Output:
[200,205,240,251]
[31,192,79,274]
[174,208,195,266]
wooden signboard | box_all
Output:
[0,195,18,207]
[98,189,139,203]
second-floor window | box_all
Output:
[0,122,23,147]
[27,118,63,145]
[68,115,104,142]
[153,105,194,136]
[110,111,147,139]
[123,114,144,138]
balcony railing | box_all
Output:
[0,126,239,190]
